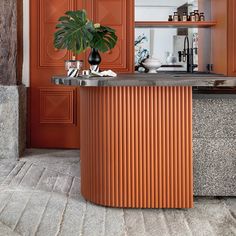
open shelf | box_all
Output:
[135,21,217,28]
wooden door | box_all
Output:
[228,0,236,76]
[85,0,134,72]
[30,0,85,148]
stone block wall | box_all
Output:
[0,0,19,85]
[0,0,25,160]
[193,94,236,196]
[0,86,26,160]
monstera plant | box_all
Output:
[54,10,118,71]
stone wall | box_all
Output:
[0,0,18,85]
[0,0,25,160]
[0,86,26,160]
[193,94,236,196]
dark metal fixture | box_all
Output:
[178,36,198,73]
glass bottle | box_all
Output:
[173,12,179,22]
[168,15,173,21]
[200,13,205,21]
[194,10,200,21]
[190,12,196,21]
[182,12,188,21]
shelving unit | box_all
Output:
[135,21,217,28]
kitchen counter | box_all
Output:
[52,73,236,88]
[52,73,235,209]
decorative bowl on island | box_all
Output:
[142,57,162,73]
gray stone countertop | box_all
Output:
[52,72,236,88]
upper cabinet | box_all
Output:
[85,0,134,73]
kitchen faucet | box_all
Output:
[178,36,198,73]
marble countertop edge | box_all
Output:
[52,73,236,88]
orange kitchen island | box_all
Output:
[80,86,193,208]
[53,73,236,208]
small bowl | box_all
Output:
[142,57,162,73]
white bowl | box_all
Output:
[142,57,162,73]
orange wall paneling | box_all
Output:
[30,0,134,148]
[211,0,236,76]
[85,0,134,72]
[80,86,193,208]
[211,0,228,75]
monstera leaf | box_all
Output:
[54,10,93,54]
[90,25,118,53]
[54,10,118,55]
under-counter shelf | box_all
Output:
[135,21,217,28]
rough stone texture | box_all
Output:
[0,86,26,160]
[193,95,236,196]
[0,0,17,85]
[0,149,235,236]
[193,138,236,196]
[193,95,236,138]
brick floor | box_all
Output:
[0,149,235,236]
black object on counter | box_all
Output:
[88,48,101,71]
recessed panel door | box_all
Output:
[30,0,85,148]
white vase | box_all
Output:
[142,57,162,73]
[166,53,177,65]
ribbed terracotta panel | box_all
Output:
[80,87,193,208]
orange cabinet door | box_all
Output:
[228,0,236,76]
[30,0,85,148]
[86,0,134,73]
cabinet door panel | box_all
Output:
[30,0,84,148]
[86,0,134,72]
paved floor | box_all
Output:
[0,149,235,236]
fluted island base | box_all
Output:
[80,86,193,208]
